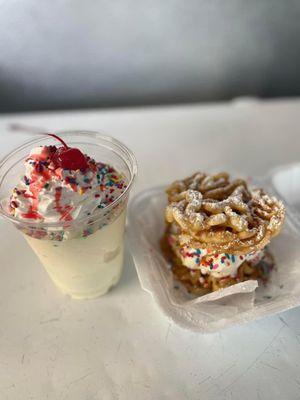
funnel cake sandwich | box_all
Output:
[161,172,285,295]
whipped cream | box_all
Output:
[9,145,127,224]
[168,234,264,278]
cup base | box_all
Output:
[48,268,122,300]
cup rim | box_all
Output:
[0,130,138,228]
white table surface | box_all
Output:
[1,98,300,400]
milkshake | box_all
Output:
[0,131,137,299]
[24,210,126,299]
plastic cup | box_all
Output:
[0,131,137,299]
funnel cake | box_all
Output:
[162,172,285,294]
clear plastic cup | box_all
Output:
[0,131,137,299]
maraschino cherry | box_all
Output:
[48,133,88,170]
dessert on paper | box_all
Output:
[128,180,299,332]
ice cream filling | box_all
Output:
[167,234,265,278]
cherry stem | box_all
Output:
[47,133,69,149]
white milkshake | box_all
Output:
[25,210,126,299]
[1,131,137,299]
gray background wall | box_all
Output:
[1,0,300,113]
